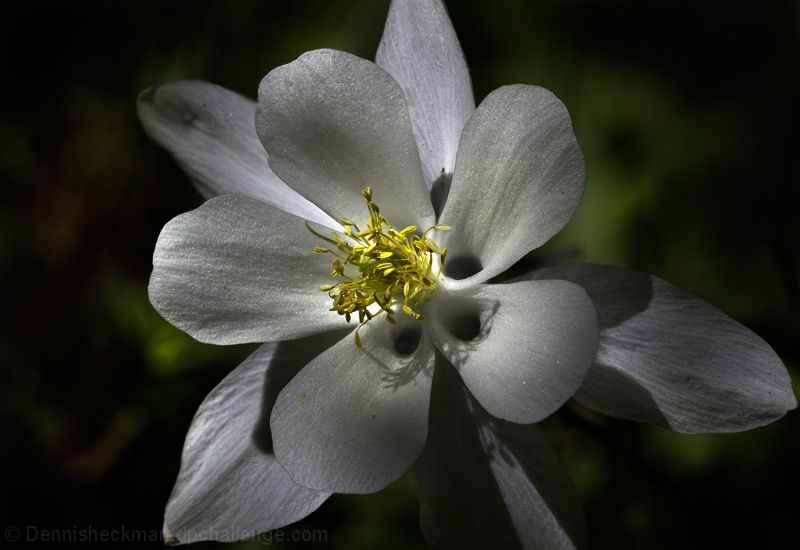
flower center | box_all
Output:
[307,187,450,347]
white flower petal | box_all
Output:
[255,49,434,230]
[137,80,336,229]
[525,264,798,433]
[416,358,588,550]
[438,85,585,289]
[270,315,435,493]
[149,194,348,345]
[164,337,346,544]
[375,0,475,198]
[427,280,598,424]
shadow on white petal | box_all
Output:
[163,335,348,545]
[416,353,588,549]
[518,265,669,425]
[368,313,434,390]
[577,364,669,427]
[544,267,670,427]
[269,318,436,494]
[430,171,453,218]
[429,280,598,424]
[523,264,795,433]
[430,294,499,369]
[252,329,352,455]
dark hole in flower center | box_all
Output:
[394,328,422,356]
[430,171,452,217]
[443,255,482,280]
[445,313,481,341]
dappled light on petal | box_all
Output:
[524,264,797,433]
[416,357,588,550]
[427,280,598,424]
[164,341,338,544]
[271,315,435,494]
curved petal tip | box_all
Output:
[163,522,179,546]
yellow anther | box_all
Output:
[423,238,440,254]
[307,188,449,345]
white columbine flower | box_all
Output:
[138,1,797,548]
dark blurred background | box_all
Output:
[1,0,798,548]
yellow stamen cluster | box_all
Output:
[307,187,450,347]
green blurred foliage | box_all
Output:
[1,0,798,549]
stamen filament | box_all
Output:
[306,188,450,346]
